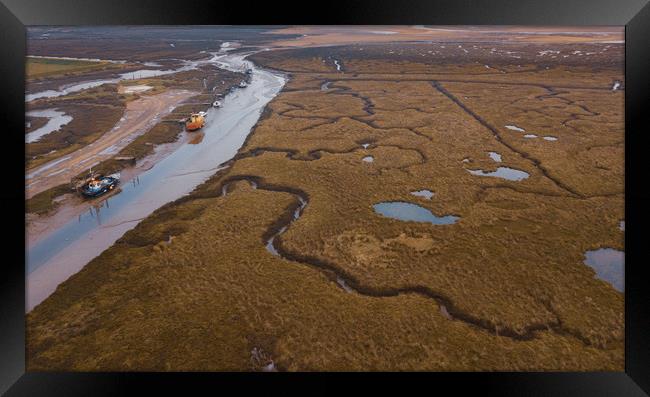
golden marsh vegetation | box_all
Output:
[27,42,624,371]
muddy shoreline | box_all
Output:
[26,51,287,311]
[26,132,194,246]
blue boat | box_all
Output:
[79,173,120,198]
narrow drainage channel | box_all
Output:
[218,176,568,342]
[26,52,287,312]
[26,58,209,102]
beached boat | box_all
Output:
[185,111,207,131]
[79,172,120,198]
[239,81,247,88]
[212,100,222,108]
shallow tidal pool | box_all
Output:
[466,167,530,181]
[410,190,434,200]
[373,201,459,225]
[584,248,624,292]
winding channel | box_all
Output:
[28,53,595,348]
[26,59,205,102]
[218,175,586,344]
[26,52,286,311]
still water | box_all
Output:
[584,248,624,292]
[27,52,286,311]
[373,202,459,225]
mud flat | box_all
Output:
[27,52,286,311]
[26,61,199,102]
[26,89,197,198]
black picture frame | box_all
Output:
[2,0,649,395]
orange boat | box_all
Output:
[185,112,206,131]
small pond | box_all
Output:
[466,167,529,181]
[584,248,624,292]
[411,190,434,200]
[373,202,459,225]
[505,125,525,132]
[488,151,502,162]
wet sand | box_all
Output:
[26,132,193,247]
[26,89,197,199]
[26,53,286,311]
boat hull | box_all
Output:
[80,176,119,198]
[185,114,206,131]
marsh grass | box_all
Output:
[26,84,127,169]
[26,68,242,215]
[28,43,624,370]
[26,57,114,79]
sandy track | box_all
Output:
[26,89,197,198]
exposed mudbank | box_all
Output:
[27,51,287,312]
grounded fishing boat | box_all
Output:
[212,100,222,108]
[185,111,207,131]
[239,81,247,88]
[78,172,120,198]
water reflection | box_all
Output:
[466,167,529,181]
[410,190,434,200]
[27,52,287,311]
[26,109,73,143]
[373,202,459,225]
[584,248,624,292]
[488,151,502,162]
